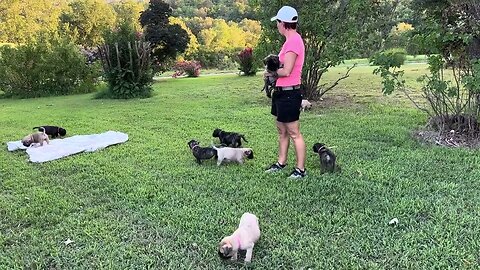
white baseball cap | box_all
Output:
[270,6,298,23]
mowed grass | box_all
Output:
[1,64,480,269]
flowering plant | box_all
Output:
[237,47,256,76]
[172,60,201,78]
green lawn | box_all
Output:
[1,64,479,269]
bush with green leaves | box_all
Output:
[192,48,237,70]
[0,33,100,98]
[371,53,480,133]
[97,23,154,99]
[371,1,480,134]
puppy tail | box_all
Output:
[210,142,218,150]
[33,126,45,132]
[240,135,248,143]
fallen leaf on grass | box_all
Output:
[388,218,399,226]
[64,238,74,245]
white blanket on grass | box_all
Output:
[7,131,128,163]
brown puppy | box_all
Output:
[21,129,49,147]
[218,212,260,263]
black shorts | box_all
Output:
[271,89,302,123]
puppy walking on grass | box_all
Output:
[218,212,260,263]
[312,143,341,173]
[187,140,217,164]
[212,128,248,148]
[212,146,253,166]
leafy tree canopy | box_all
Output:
[140,0,189,70]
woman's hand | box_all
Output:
[263,70,272,78]
[264,70,278,78]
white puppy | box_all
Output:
[301,99,312,111]
[213,146,254,166]
[218,212,260,262]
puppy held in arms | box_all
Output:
[22,127,49,147]
[188,139,217,164]
[312,143,341,173]
[218,212,260,263]
[213,146,253,166]
[262,54,281,98]
[212,128,248,148]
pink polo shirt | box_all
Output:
[276,32,305,87]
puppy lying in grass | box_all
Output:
[312,143,341,173]
[33,125,66,138]
[212,146,253,166]
[218,212,260,263]
[188,139,217,164]
[212,128,248,148]
[22,128,49,147]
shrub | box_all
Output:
[0,32,100,98]
[97,23,154,99]
[192,48,238,69]
[237,47,256,76]
[172,60,201,78]
[370,48,407,69]
[372,53,480,134]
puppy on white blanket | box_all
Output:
[7,131,128,163]
[218,212,260,262]
[213,146,253,166]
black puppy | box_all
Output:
[262,54,281,98]
[312,143,341,174]
[33,126,66,138]
[188,139,217,164]
[212,128,248,148]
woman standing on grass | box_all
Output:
[264,6,307,179]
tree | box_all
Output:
[410,0,480,63]
[252,0,401,100]
[0,0,68,44]
[140,0,189,72]
[112,0,147,32]
[169,17,200,59]
[60,0,117,47]
[372,0,480,134]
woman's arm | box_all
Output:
[276,52,297,77]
